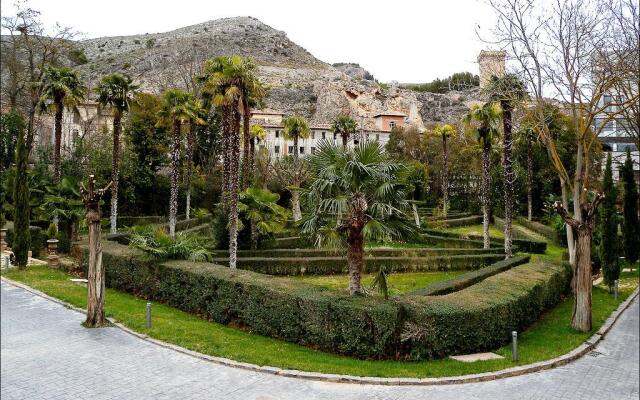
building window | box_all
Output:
[376,134,380,141]
[274,146,280,154]
[311,146,316,153]
[275,130,280,138]
[311,131,315,139]
[300,147,305,154]
[322,132,326,139]
[389,121,397,130]
[288,145,294,154]
[353,139,359,145]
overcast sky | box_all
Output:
[0,0,498,83]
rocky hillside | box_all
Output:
[3,17,482,128]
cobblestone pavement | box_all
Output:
[1,280,638,400]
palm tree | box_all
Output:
[302,141,411,295]
[486,74,528,258]
[95,73,138,234]
[241,92,266,189]
[39,66,87,185]
[433,124,456,218]
[331,115,357,148]
[184,99,206,220]
[39,176,84,242]
[282,115,310,221]
[463,103,502,249]
[239,187,290,249]
[158,89,203,238]
[203,55,262,269]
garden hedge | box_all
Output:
[426,215,483,228]
[515,217,558,243]
[408,255,531,296]
[211,247,503,258]
[423,229,547,254]
[210,254,506,275]
[79,241,571,360]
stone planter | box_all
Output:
[47,239,61,268]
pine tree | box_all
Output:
[12,116,30,269]
[621,149,639,264]
[599,153,618,289]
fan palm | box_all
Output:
[39,66,87,185]
[486,74,528,258]
[158,89,204,238]
[463,102,502,248]
[331,115,358,148]
[202,55,262,269]
[301,141,411,295]
[433,124,456,217]
[282,115,310,220]
[95,73,138,234]
[239,187,290,249]
[39,176,84,242]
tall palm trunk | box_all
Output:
[441,134,449,217]
[52,97,63,185]
[241,98,251,189]
[291,134,302,221]
[501,100,514,258]
[527,139,533,221]
[347,226,364,295]
[293,134,299,158]
[227,103,241,269]
[481,136,492,249]
[169,119,180,239]
[110,110,122,235]
[185,124,195,220]
[342,133,348,149]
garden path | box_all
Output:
[1,280,638,400]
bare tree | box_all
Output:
[486,0,638,331]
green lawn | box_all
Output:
[288,271,466,297]
[3,264,637,378]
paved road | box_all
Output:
[1,280,638,400]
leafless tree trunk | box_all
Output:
[80,175,112,328]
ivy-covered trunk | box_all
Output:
[168,119,180,239]
[52,97,63,185]
[501,100,514,258]
[527,139,533,221]
[185,124,195,220]
[110,111,122,234]
[441,134,449,218]
[241,98,251,190]
[347,226,365,295]
[481,136,492,249]
[227,103,241,269]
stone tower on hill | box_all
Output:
[478,50,506,89]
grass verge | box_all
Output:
[3,265,637,378]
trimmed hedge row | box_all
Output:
[211,247,504,258]
[261,236,311,249]
[423,229,547,254]
[80,241,571,360]
[210,254,506,275]
[426,215,483,228]
[515,217,558,243]
[419,233,487,249]
[407,255,531,296]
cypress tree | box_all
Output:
[12,115,30,269]
[621,149,639,264]
[599,153,618,289]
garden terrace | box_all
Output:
[424,228,547,253]
[77,240,570,360]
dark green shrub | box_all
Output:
[621,149,639,264]
[12,118,29,267]
[80,241,570,360]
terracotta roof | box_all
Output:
[373,111,407,117]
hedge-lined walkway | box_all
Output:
[2,280,638,400]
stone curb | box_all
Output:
[1,276,637,386]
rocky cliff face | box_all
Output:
[3,16,481,129]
